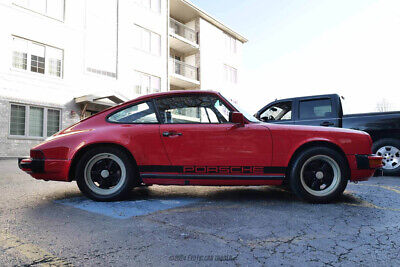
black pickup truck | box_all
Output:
[255,94,400,175]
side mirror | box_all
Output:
[229,112,245,127]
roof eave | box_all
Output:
[180,0,248,43]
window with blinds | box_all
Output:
[9,104,61,138]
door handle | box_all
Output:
[162,131,182,137]
[162,131,171,137]
[320,121,334,127]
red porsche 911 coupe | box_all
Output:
[19,91,382,203]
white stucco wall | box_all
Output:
[0,0,168,156]
[0,0,245,157]
[198,18,243,101]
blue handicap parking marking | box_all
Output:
[55,197,201,219]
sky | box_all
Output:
[190,0,400,114]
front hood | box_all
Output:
[260,122,369,136]
[262,122,372,155]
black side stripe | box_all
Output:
[141,174,284,180]
[139,165,183,173]
[138,165,286,174]
[263,167,286,173]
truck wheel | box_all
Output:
[372,139,400,176]
[76,146,137,201]
[289,147,348,203]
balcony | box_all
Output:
[169,18,199,54]
[169,58,200,89]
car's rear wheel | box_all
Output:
[289,147,348,203]
[372,139,400,176]
[76,146,137,201]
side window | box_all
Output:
[108,102,158,123]
[260,101,292,121]
[299,99,332,120]
[155,95,232,124]
[213,99,230,122]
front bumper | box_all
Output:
[355,154,383,170]
[349,154,383,181]
[18,157,71,181]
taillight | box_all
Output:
[30,150,45,160]
[368,155,383,168]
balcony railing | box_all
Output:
[170,58,199,81]
[169,18,198,44]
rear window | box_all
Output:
[299,99,333,119]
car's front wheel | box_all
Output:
[76,146,137,201]
[289,147,348,203]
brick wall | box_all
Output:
[0,98,79,157]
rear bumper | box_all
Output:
[18,157,71,181]
[348,154,383,181]
[18,158,44,173]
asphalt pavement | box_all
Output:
[1,159,400,266]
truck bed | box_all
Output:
[343,111,400,118]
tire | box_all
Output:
[289,147,348,203]
[76,146,137,201]
[372,139,400,176]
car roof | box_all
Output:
[124,90,220,104]
[271,93,340,103]
[77,90,224,124]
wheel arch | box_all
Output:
[68,142,140,182]
[286,141,351,180]
[372,137,400,151]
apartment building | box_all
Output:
[0,0,247,157]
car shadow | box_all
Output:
[125,185,376,206]
[124,185,298,203]
[45,184,369,206]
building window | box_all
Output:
[13,0,65,21]
[12,37,28,70]
[47,109,60,136]
[10,105,26,136]
[134,71,161,95]
[12,36,63,78]
[133,0,161,13]
[224,33,237,54]
[29,107,44,137]
[9,104,61,138]
[47,47,63,77]
[224,65,237,84]
[86,67,117,78]
[133,25,161,56]
[12,51,27,70]
[30,43,45,74]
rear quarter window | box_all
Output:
[299,99,333,120]
[107,101,158,123]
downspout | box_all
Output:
[166,0,170,92]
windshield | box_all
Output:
[220,94,260,123]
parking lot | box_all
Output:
[1,159,400,266]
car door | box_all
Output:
[295,98,340,127]
[153,94,275,182]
